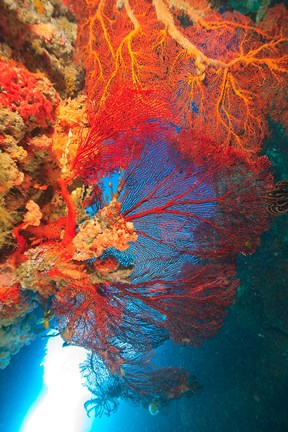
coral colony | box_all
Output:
[0,0,287,417]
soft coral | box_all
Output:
[0,58,59,131]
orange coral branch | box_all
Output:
[152,0,219,73]
[100,0,142,105]
[71,0,288,155]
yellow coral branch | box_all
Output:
[153,0,288,74]
[152,0,220,73]
[100,0,142,105]
[79,0,115,88]
[168,0,206,23]
[151,0,287,153]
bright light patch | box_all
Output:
[20,335,93,432]
[101,171,122,203]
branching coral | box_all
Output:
[69,0,288,156]
[81,351,201,418]
[0,73,275,410]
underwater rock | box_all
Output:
[0,55,61,256]
[0,108,26,143]
[0,0,84,96]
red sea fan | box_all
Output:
[54,280,169,373]
[71,86,173,183]
[118,129,273,289]
[175,129,274,258]
[61,127,273,353]
[136,263,238,346]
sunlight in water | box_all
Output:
[20,335,92,432]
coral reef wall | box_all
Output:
[0,0,287,417]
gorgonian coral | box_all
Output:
[1,0,286,418]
